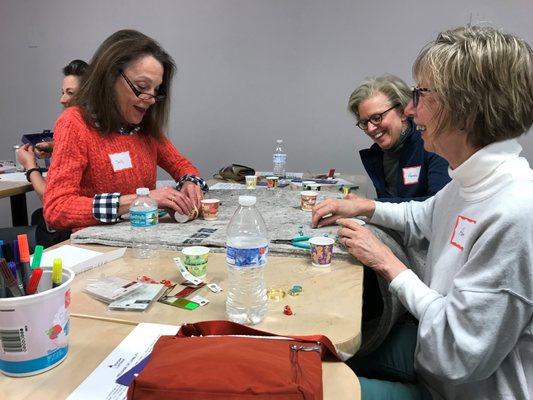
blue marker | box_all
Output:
[0,240,3,259]
[7,261,24,295]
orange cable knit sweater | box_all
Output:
[44,107,201,231]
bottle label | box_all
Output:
[273,153,287,163]
[226,245,269,268]
[130,209,158,228]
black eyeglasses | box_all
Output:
[119,70,166,102]
[356,103,400,130]
[411,86,432,107]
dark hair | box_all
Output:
[75,29,176,138]
[62,59,88,77]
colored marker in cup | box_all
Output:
[52,258,63,288]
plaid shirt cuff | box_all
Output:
[176,174,209,193]
[93,193,121,223]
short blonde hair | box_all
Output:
[347,74,411,119]
[413,26,533,148]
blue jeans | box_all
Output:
[348,323,432,400]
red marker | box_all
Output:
[26,268,43,295]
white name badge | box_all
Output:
[450,215,477,250]
[402,166,421,185]
[109,151,132,172]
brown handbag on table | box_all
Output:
[127,320,340,400]
[214,164,256,183]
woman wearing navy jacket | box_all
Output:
[349,74,450,203]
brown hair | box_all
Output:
[75,29,176,138]
[413,26,533,148]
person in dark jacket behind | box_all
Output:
[352,74,450,203]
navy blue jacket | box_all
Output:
[359,120,451,203]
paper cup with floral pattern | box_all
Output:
[182,246,210,278]
[300,191,318,211]
[201,199,220,221]
[245,175,258,189]
[266,176,279,189]
[309,237,334,267]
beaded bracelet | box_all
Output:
[25,167,42,182]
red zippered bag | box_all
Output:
[127,320,340,400]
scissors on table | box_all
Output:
[271,235,311,249]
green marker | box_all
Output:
[31,245,44,269]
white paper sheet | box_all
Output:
[66,323,179,400]
[0,171,47,182]
[209,182,248,190]
[33,245,126,274]
[0,172,28,182]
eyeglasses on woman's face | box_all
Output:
[119,70,166,102]
[356,103,400,130]
[411,86,433,107]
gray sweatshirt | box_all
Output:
[371,139,533,399]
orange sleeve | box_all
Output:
[43,109,101,230]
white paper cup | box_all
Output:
[245,175,257,189]
[300,190,318,211]
[266,176,279,189]
[309,237,335,267]
[182,246,210,279]
[201,199,220,220]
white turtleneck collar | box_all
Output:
[448,139,533,201]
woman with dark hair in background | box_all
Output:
[44,29,207,231]
[15,59,89,247]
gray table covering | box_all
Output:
[71,188,427,355]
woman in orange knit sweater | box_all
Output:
[44,30,207,231]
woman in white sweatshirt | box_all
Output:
[313,26,533,399]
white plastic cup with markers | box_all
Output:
[0,266,74,376]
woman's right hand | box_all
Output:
[311,194,375,228]
[149,187,195,216]
[17,144,38,170]
[34,141,54,159]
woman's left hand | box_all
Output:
[17,144,38,170]
[337,218,407,282]
[180,181,203,209]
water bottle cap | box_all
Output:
[276,139,283,143]
[136,187,150,196]
[238,195,256,206]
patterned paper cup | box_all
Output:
[266,176,279,189]
[300,191,318,211]
[309,237,334,267]
[201,199,220,220]
[245,175,257,189]
[182,246,210,278]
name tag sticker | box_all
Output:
[450,215,477,250]
[109,151,132,172]
[402,165,421,185]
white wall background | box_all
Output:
[1,0,532,227]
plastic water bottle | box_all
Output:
[272,139,287,178]
[226,195,269,325]
[130,188,158,259]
